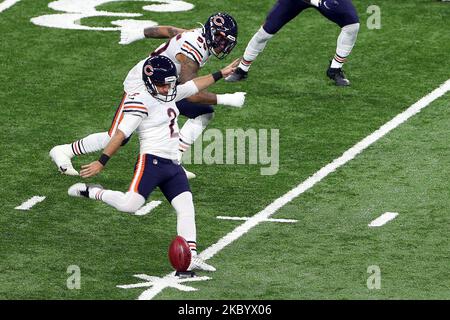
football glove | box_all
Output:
[217,92,247,108]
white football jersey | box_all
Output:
[123,28,210,93]
[117,81,199,160]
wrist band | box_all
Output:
[212,71,223,82]
[98,153,110,166]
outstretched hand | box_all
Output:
[80,161,104,178]
[220,58,241,78]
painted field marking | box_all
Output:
[368,212,399,227]
[117,273,210,292]
[15,196,46,210]
[31,0,194,33]
[216,216,298,223]
[135,200,162,216]
[0,0,21,13]
[118,78,450,300]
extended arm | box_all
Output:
[144,26,187,39]
[177,54,245,107]
[177,54,218,104]
[192,59,240,92]
[80,130,126,178]
[120,25,186,45]
[80,111,143,178]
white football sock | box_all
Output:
[70,132,111,156]
[91,188,145,213]
[330,23,360,69]
[239,26,274,72]
[171,192,197,252]
[58,144,75,158]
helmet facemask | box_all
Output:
[209,31,237,59]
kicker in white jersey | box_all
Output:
[118,80,198,161]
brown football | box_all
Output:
[168,235,192,272]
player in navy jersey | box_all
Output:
[226,0,360,86]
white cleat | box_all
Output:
[68,183,103,198]
[68,183,89,198]
[182,166,196,180]
[49,144,79,176]
[188,256,216,272]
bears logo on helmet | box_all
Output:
[212,15,225,26]
[142,55,178,102]
[143,64,153,77]
[204,12,238,59]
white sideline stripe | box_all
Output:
[369,212,399,227]
[0,0,21,13]
[216,216,298,223]
[134,201,162,216]
[137,78,450,300]
[15,196,46,210]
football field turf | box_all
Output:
[1,0,449,299]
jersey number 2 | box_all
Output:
[167,108,177,138]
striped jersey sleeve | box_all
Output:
[118,97,148,138]
[178,31,208,66]
[122,100,149,118]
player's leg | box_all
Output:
[176,99,215,178]
[159,164,215,271]
[68,154,158,213]
[50,132,111,176]
[318,0,360,86]
[68,183,146,213]
[226,0,308,82]
[50,93,128,175]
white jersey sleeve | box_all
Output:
[178,30,209,68]
[118,113,143,138]
[175,80,199,102]
[118,96,149,137]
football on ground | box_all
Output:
[168,236,192,272]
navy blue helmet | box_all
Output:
[142,55,178,102]
[204,12,238,59]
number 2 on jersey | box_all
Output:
[167,108,177,138]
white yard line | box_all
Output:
[216,216,298,223]
[0,0,21,13]
[15,196,46,210]
[369,212,399,227]
[133,78,450,300]
[134,201,162,216]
